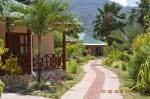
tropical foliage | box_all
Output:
[9,0,77,82]
[136,56,150,94]
[109,23,144,43]
[67,43,84,58]
[1,56,22,75]
[93,2,125,39]
[0,80,4,97]
[67,59,78,74]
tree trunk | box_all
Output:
[62,33,66,70]
[37,36,42,83]
[6,18,10,33]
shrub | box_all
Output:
[102,57,114,66]
[111,61,123,68]
[76,56,88,63]
[1,56,22,75]
[54,47,62,54]
[121,62,128,71]
[0,80,4,97]
[129,52,148,81]
[129,33,150,81]
[67,43,84,58]
[106,50,129,62]
[136,56,150,95]
[67,60,79,74]
[86,55,96,60]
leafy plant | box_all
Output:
[86,55,96,60]
[76,57,88,63]
[129,51,148,81]
[136,56,150,95]
[1,56,22,75]
[67,43,84,58]
[102,57,114,66]
[109,23,144,43]
[67,60,79,74]
[54,47,62,54]
[111,61,122,68]
[0,80,4,97]
[129,33,150,80]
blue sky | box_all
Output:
[110,0,140,7]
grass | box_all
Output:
[104,65,150,99]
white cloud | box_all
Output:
[110,0,128,6]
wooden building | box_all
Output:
[78,33,106,56]
[0,21,55,75]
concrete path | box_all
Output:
[61,59,123,99]
[61,61,96,99]
[96,60,123,99]
[1,93,50,99]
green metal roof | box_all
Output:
[78,33,106,46]
[66,35,82,43]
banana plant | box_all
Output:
[136,56,150,93]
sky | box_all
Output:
[110,0,140,7]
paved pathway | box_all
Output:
[61,59,123,99]
[61,61,96,99]
[1,59,123,99]
[1,93,50,99]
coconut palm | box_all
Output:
[93,2,126,39]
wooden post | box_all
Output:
[62,32,66,70]
[27,29,32,74]
[5,17,10,48]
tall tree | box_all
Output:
[10,0,79,82]
[10,0,69,82]
[93,2,126,39]
[128,0,150,31]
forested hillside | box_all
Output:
[69,0,132,34]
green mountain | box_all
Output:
[69,0,132,34]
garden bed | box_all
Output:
[3,63,85,99]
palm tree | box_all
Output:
[0,0,15,32]
[11,0,82,82]
[93,2,126,39]
[10,0,79,82]
[108,22,144,43]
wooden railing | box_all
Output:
[33,54,63,70]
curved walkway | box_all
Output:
[61,59,123,99]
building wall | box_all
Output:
[86,45,105,56]
[33,33,54,54]
[0,22,6,42]
[0,21,54,54]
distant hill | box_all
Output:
[69,0,133,35]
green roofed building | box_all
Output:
[78,33,106,56]
[66,33,106,56]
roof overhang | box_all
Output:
[84,43,106,46]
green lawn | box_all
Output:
[104,65,150,99]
